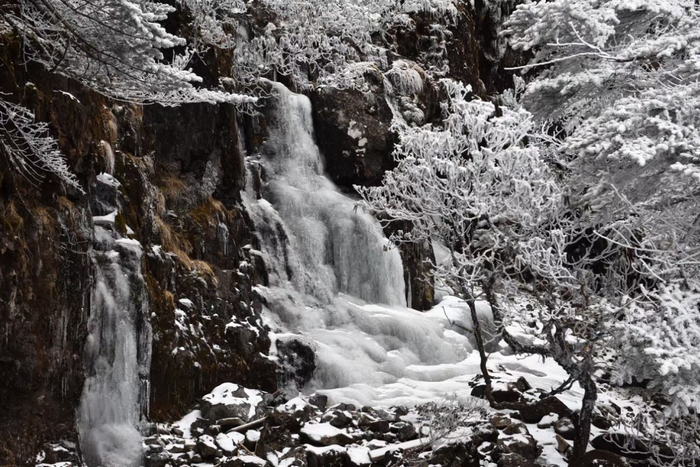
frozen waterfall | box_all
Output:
[247,82,406,306]
[78,205,152,467]
[245,83,471,404]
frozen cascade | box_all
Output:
[245,83,471,405]
[248,82,405,306]
[78,223,152,467]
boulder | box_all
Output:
[311,65,395,189]
[200,383,271,423]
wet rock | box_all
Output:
[276,337,317,395]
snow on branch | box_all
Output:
[6,0,254,105]
[0,97,83,193]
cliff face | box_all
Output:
[0,39,276,464]
[0,1,516,463]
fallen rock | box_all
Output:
[554,417,576,441]
[198,434,222,460]
[301,422,355,446]
[306,445,350,467]
[200,383,271,423]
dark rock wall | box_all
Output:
[0,36,276,464]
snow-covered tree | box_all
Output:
[3,0,254,105]
[358,78,700,463]
[233,0,460,88]
[0,96,83,192]
[503,0,700,180]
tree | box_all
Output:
[357,78,700,464]
[0,96,83,192]
[233,0,460,88]
[2,0,254,105]
[502,0,700,199]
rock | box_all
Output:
[391,421,418,442]
[309,394,329,411]
[301,422,355,446]
[144,450,173,467]
[256,419,298,458]
[492,424,540,464]
[555,434,571,455]
[497,452,538,467]
[368,419,391,434]
[517,397,572,424]
[221,454,270,467]
[306,445,350,467]
[200,383,270,423]
[311,66,395,189]
[216,432,236,455]
[554,417,576,440]
[205,424,222,436]
[276,338,317,395]
[491,414,513,430]
[431,441,479,467]
[515,377,532,392]
[327,410,353,429]
[198,434,222,460]
[536,413,560,429]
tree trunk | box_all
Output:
[570,371,597,463]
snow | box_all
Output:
[202,383,265,420]
[300,422,347,442]
[347,446,372,465]
[216,432,235,452]
[238,455,267,466]
[174,410,203,439]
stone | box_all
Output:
[391,421,417,442]
[306,446,350,467]
[199,383,271,423]
[517,397,572,424]
[198,434,222,460]
[555,434,571,455]
[554,417,576,440]
[311,67,395,189]
[144,450,172,467]
[328,410,353,429]
[309,394,329,411]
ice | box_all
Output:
[78,215,151,467]
[244,82,405,307]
